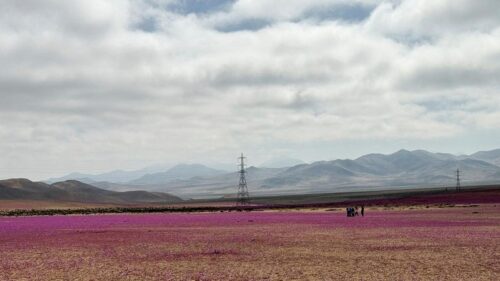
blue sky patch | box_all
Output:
[305,3,374,23]
[134,16,158,33]
[216,18,270,32]
[168,0,235,15]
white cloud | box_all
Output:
[366,0,500,38]
[0,0,499,179]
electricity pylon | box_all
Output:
[237,153,250,206]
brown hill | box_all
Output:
[0,179,182,204]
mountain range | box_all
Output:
[45,157,306,185]
[129,164,227,185]
[45,163,174,184]
[259,157,306,168]
[134,148,500,198]
[260,149,500,191]
[23,148,500,199]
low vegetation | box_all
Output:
[1,205,498,280]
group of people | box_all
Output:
[346,205,364,217]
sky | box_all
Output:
[1,0,500,180]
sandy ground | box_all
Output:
[0,200,116,210]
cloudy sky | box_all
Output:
[1,0,500,180]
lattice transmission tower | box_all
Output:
[237,153,250,206]
[456,168,461,192]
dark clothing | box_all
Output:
[347,207,358,217]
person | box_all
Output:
[346,207,349,217]
[354,206,359,216]
[361,205,364,217]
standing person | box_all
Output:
[361,205,364,217]
[346,207,349,217]
[354,206,359,216]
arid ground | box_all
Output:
[0,204,498,280]
[0,200,118,211]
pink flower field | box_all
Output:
[1,205,499,280]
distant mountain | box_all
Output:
[470,149,500,166]
[127,166,287,198]
[45,164,173,184]
[129,164,227,185]
[137,149,500,198]
[40,148,500,199]
[45,172,96,184]
[355,149,443,175]
[260,149,500,192]
[0,179,182,204]
[259,157,305,168]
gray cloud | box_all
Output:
[0,0,499,179]
[366,0,500,39]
